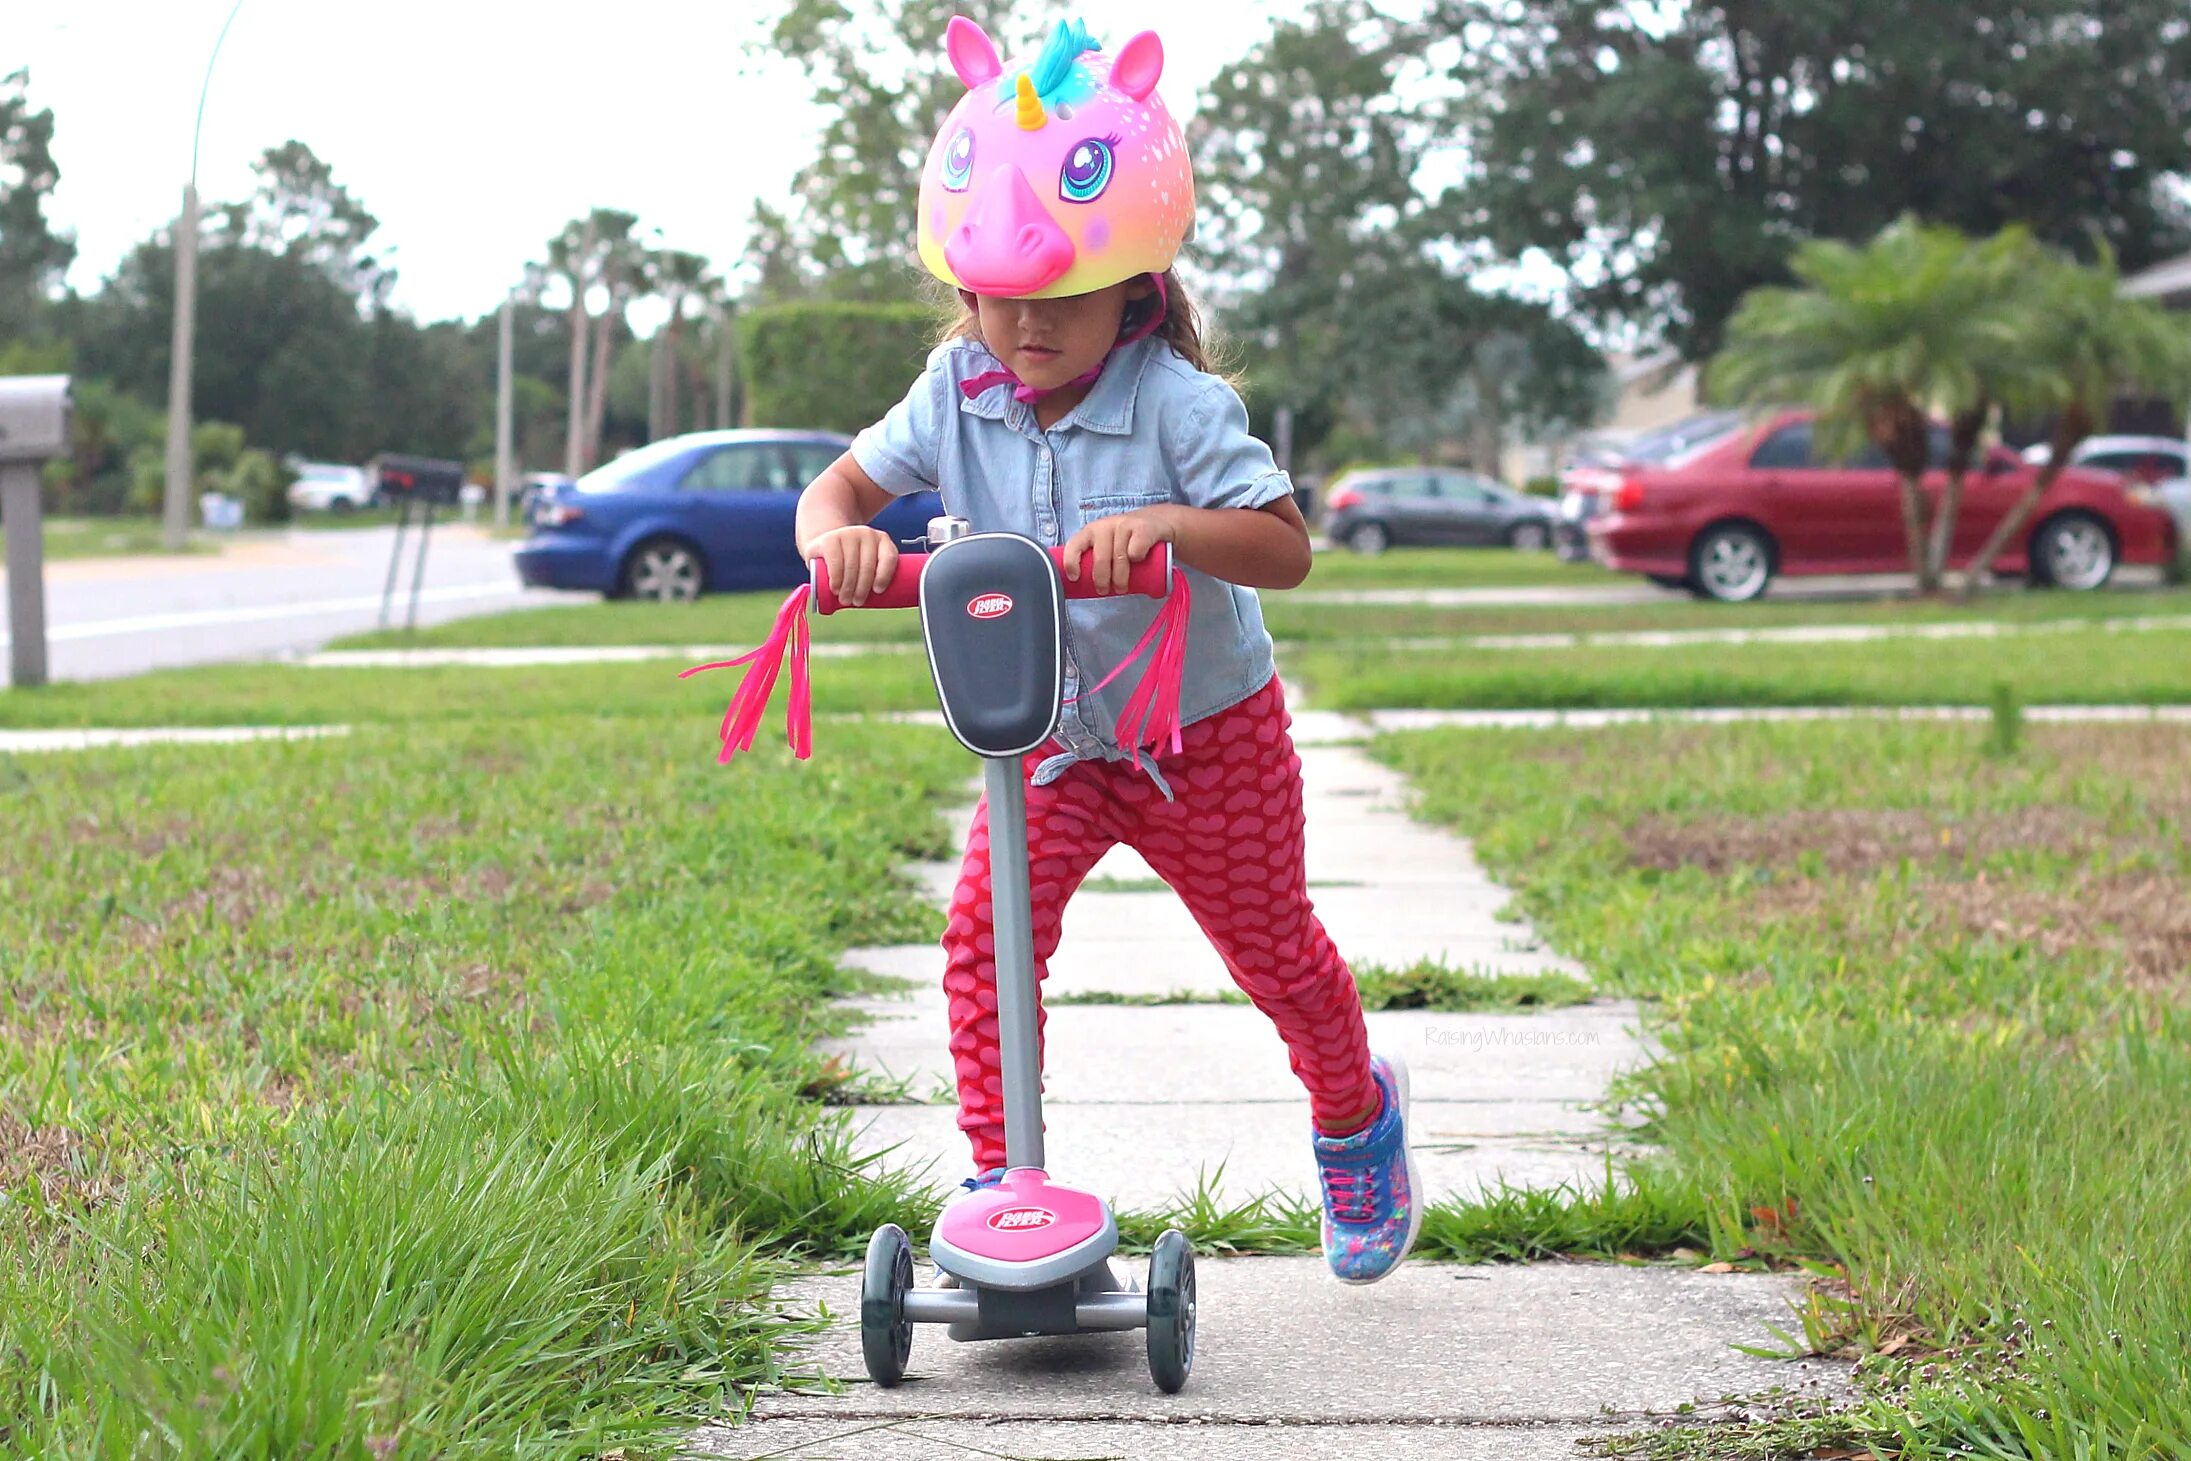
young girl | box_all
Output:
[793,16,1419,1284]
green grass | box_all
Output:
[0,654,940,729]
[324,569,2191,656]
[1294,625,2191,710]
[334,594,923,651]
[1107,1157,1709,1263]
[1048,961,1593,1012]
[0,681,974,1452]
[285,505,411,531]
[2,517,219,560]
[1352,958,1595,1011]
[1376,718,2191,1456]
[1301,544,1621,589]
[1263,581,2191,642]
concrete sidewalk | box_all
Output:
[698,727,1844,1457]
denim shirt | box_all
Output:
[850,335,1291,796]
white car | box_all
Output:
[2021,435,2191,539]
[2021,434,2188,478]
[286,460,374,513]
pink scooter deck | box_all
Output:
[930,1167,1117,1286]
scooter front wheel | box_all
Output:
[1146,1228,1196,1393]
[861,1223,915,1386]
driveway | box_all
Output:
[0,525,557,682]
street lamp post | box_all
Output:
[494,266,545,530]
[162,0,247,552]
[495,294,515,529]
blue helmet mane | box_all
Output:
[1025,18,1100,102]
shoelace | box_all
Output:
[1321,1164,1378,1225]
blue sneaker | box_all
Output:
[1311,1053,1421,1284]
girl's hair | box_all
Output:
[936,267,1232,381]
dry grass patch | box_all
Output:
[0,1116,112,1209]
[1922,873,2191,995]
[1625,806,2113,876]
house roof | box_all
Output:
[2123,251,2191,304]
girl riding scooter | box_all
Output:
[794,15,1421,1285]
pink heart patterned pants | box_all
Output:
[940,671,1378,1173]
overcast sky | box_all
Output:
[18,0,1376,330]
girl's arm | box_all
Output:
[1062,496,1313,594]
[795,452,902,607]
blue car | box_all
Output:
[514,430,942,600]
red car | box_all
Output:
[1582,410,2180,601]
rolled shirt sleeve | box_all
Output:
[849,344,954,497]
[1168,380,1295,511]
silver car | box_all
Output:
[2025,435,2191,539]
[1321,467,1556,554]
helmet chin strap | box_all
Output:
[959,273,1169,405]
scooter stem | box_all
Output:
[982,755,1045,1171]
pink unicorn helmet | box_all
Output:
[917,16,1194,300]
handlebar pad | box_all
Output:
[811,542,1172,615]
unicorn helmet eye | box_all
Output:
[1058,138,1113,203]
[941,127,975,191]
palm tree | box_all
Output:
[1958,247,2191,592]
[649,249,715,440]
[581,214,645,468]
[544,213,599,478]
[1710,218,2031,594]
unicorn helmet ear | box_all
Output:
[1108,29,1163,100]
[945,15,1003,89]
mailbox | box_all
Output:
[0,375,71,463]
[371,453,466,506]
[2,373,69,687]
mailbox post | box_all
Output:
[0,375,71,688]
[371,453,465,632]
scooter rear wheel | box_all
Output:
[861,1224,915,1386]
[1146,1228,1196,1393]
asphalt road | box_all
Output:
[0,524,559,683]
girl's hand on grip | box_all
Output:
[806,525,898,607]
[1062,506,1178,595]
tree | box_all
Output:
[1192,5,1602,473]
[583,222,648,466]
[215,139,391,307]
[1331,240,1606,469]
[1437,0,2191,358]
[545,211,613,474]
[648,249,716,439]
[757,0,1036,298]
[1710,219,2034,593]
[66,144,487,468]
[1191,1,1426,421]
[1960,249,2191,590]
[0,69,75,341]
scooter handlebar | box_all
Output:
[810,542,1173,615]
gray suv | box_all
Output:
[1322,468,1555,554]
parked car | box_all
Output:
[1321,467,1555,554]
[1555,410,1748,562]
[518,471,574,526]
[1585,409,2180,601]
[514,430,941,601]
[2020,436,2191,543]
[2020,434,2188,482]
[285,459,373,513]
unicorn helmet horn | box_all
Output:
[917,15,1194,300]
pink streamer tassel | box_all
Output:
[1111,568,1192,755]
[679,584,814,764]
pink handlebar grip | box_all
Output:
[810,543,1173,615]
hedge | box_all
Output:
[736,301,946,435]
